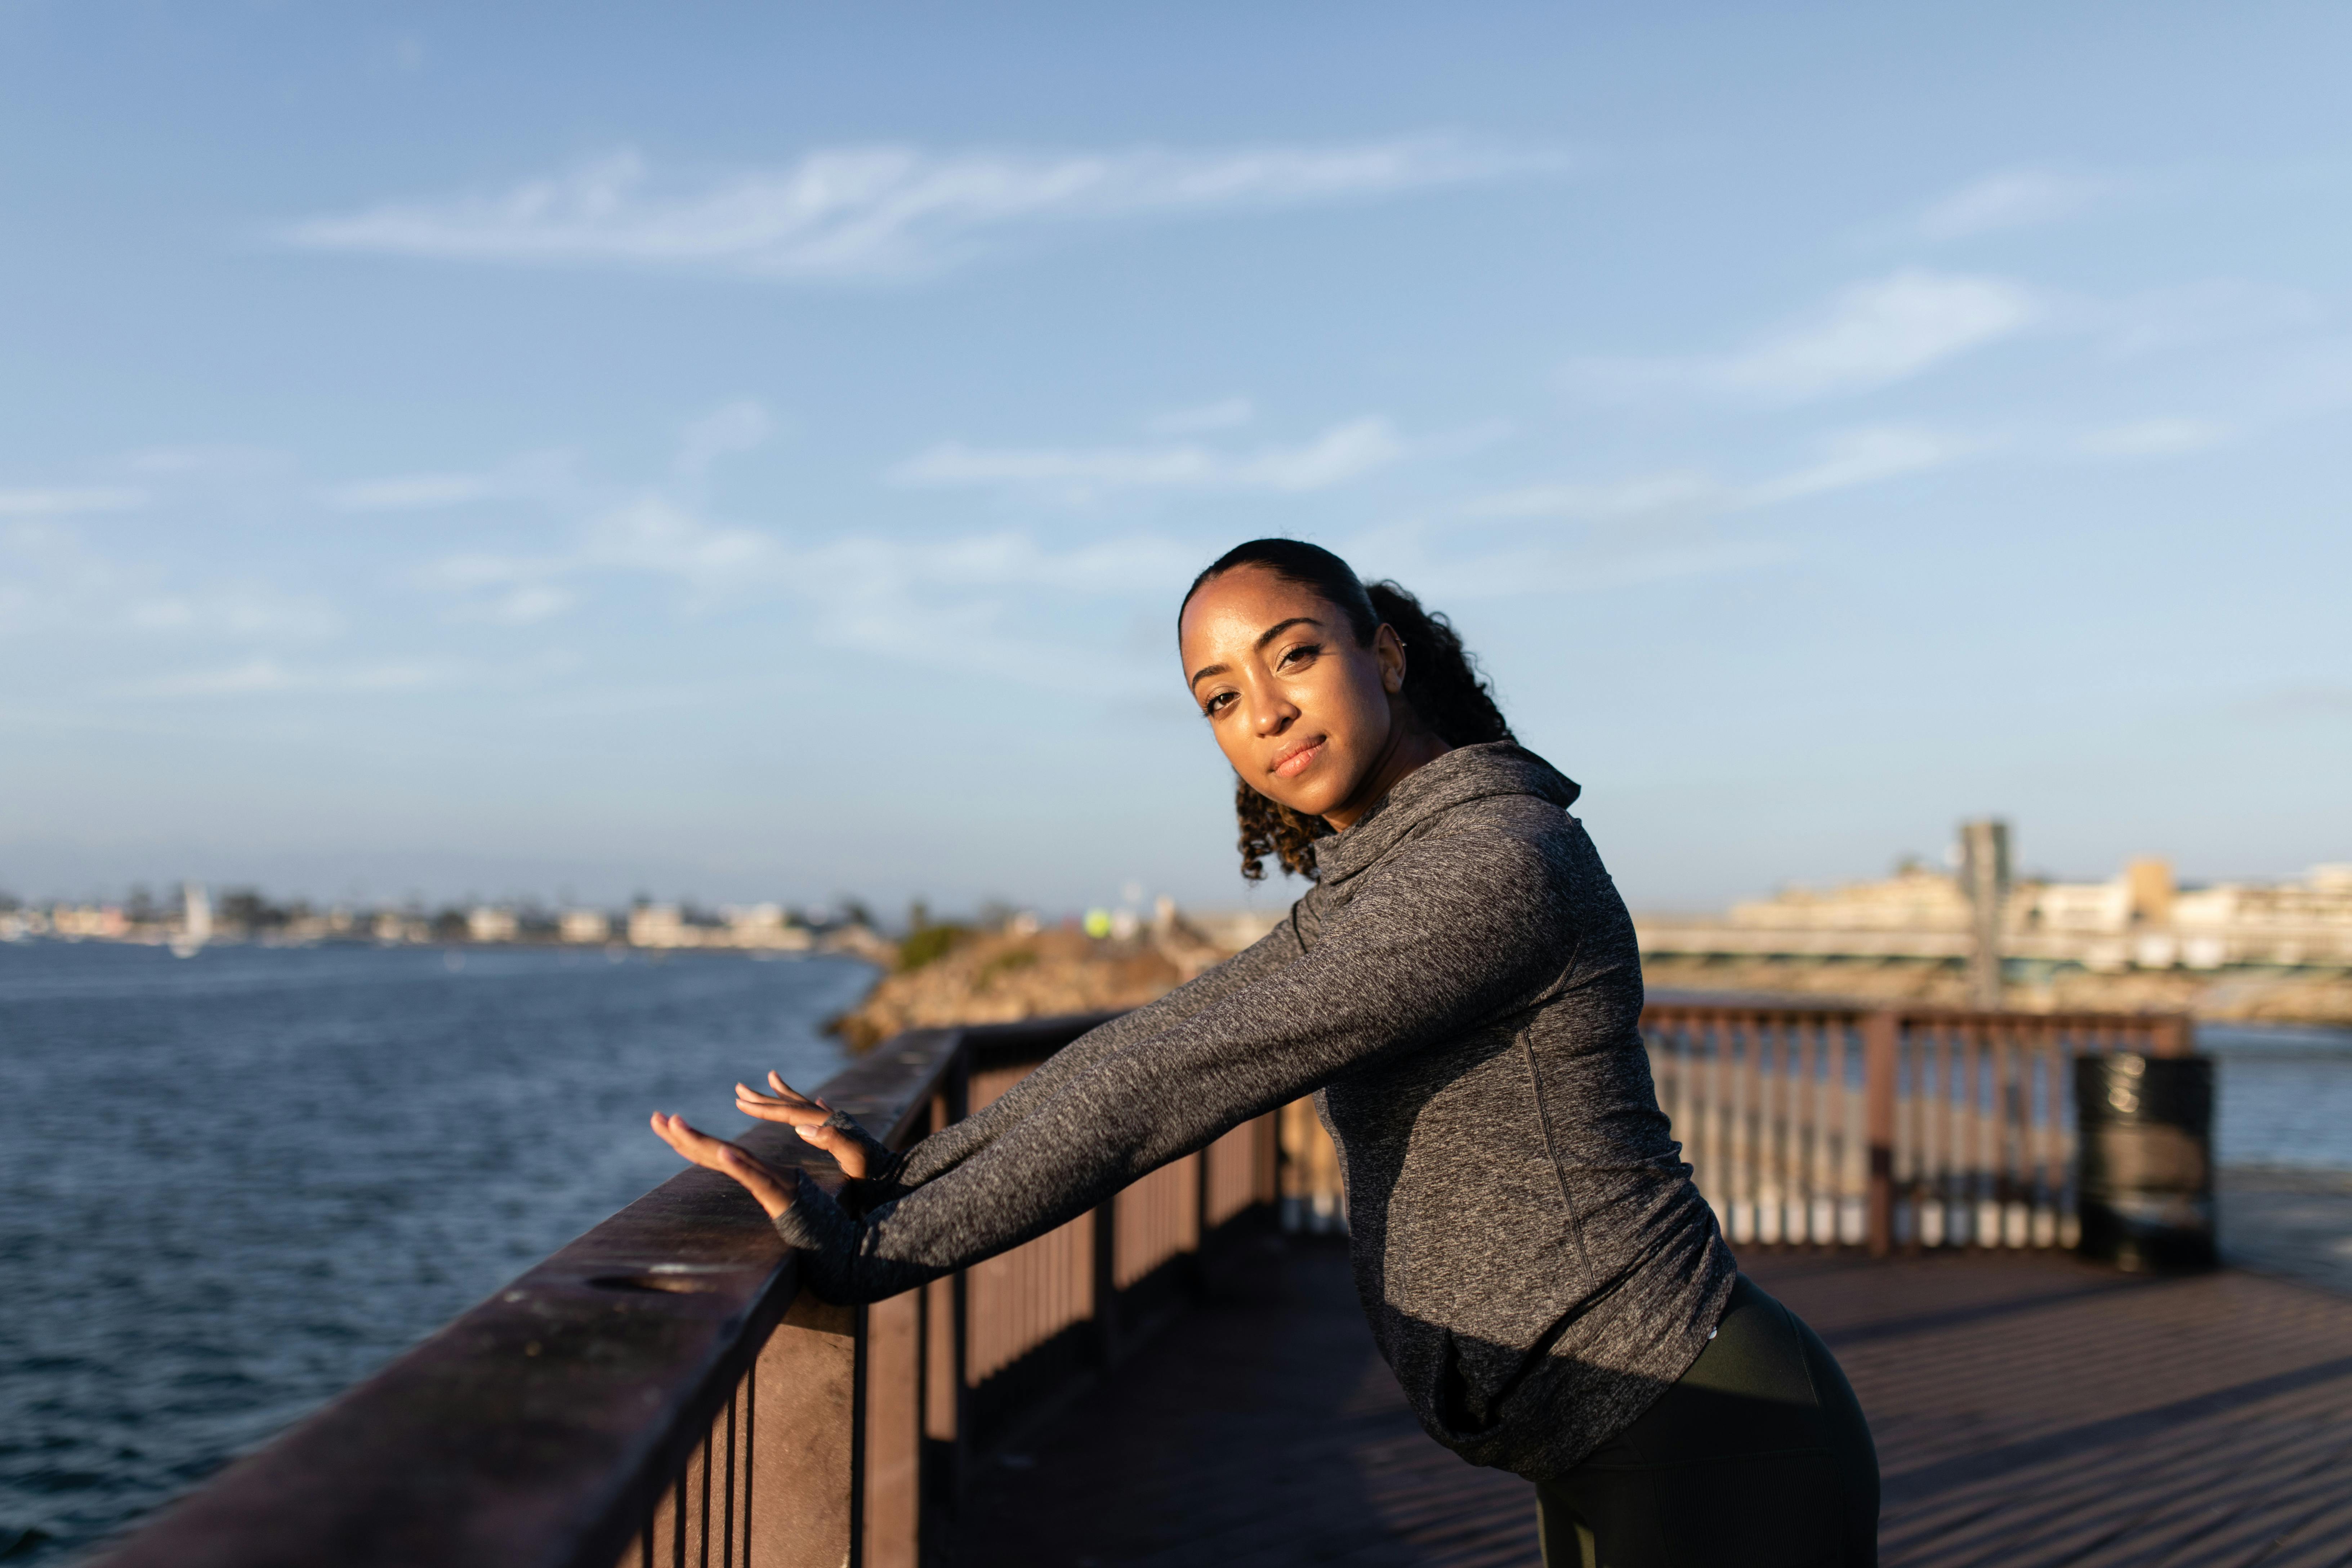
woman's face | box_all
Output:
[1178,565,1406,823]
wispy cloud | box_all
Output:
[1467,472,1726,523]
[329,411,775,518]
[1469,425,1973,523]
[674,399,772,479]
[116,657,460,700]
[1915,168,2121,240]
[1570,270,2039,403]
[1145,397,1255,436]
[2093,280,2322,357]
[322,450,578,513]
[0,487,147,517]
[2076,417,2233,457]
[442,501,1193,605]
[281,137,1561,281]
[124,446,290,479]
[419,493,1197,692]
[1741,426,1971,504]
[1347,523,1795,601]
[1,521,340,640]
[324,473,501,511]
[892,416,1409,498]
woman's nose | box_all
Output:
[1252,696,1298,737]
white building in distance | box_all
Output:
[1640,860,2352,972]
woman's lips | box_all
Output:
[1271,738,1325,779]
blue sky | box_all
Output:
[3,2,2347,915]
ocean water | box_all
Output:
[0,941,872,1565]
[2204,1022,2352,1172]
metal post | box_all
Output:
[1960,819,2011,1011]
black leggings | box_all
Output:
[1536,1276,1879,1568]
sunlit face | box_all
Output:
[1178,565,1406,823]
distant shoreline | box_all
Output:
[1637,952,2352,1028]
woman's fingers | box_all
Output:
[649,1112,734,1166]
[733,1084,831,1125]
[648,1113,798,1218]
[707,1144,796,1217]
[793,1120,870,1180]
[734,1075,833,1125]
[769,1071,832,1110]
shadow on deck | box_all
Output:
[951,1243,2352,1568]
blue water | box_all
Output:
[0,941,872,1565]
[2203,1023,2352,1172]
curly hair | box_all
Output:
[1181,539,1514,882]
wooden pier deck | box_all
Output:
[951,1241,2352,1568]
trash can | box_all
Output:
[2075,1052,2217,1273]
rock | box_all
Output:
[829,917,1240,1051]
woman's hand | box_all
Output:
[735,1071,870,1180]
[648,1112,800,1219]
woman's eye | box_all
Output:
[1278,643,1321,669]
[1202,692,1235,717]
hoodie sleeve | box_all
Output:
[835,912,1308,1210]
[775,816,1573,1302]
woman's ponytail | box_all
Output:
[1364,581,1514,751]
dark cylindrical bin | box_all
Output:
[2075,1052,2217,1273]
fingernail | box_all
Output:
[795,1124,819,1140]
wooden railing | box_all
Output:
[1268,998,2196,1257]
[1642,997,2193,1256]
[90,1013,1279,1568]
[88,995,2193,1568]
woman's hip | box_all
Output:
[1535,1274,1879,1568]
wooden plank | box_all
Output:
[947,1244,2352,1568]
[1866,1012,1898,1258]
[861,1291,920,1568]
[745,1295,859,1568]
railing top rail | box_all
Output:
[90,1014,1111,1568]
[1643,992,2194,1034]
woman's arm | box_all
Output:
[736,912,1309,1203]
[776,826,1574,1303]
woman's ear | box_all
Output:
[1375,623,1407,694]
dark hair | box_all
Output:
[1181,539,1514,881]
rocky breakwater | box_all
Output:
[829,910,1251,1051]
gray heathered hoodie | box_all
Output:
[775,742,1736,1482]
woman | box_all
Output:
[652,539,1879,1567]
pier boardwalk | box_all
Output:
[955,1242,2352,1568]
[88,1006,2352,1568]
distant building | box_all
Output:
[51,904,129,939]
[559,909,612,944]
[1639,857,2352,971]
[628,903,693,948]
[721,903,812,951]
[466,906,520,944]
[373,911,427,944]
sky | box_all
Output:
[2,1,2348,917]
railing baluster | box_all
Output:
[1864,1011,1897,1258]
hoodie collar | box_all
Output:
[1312,741,1581,889]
